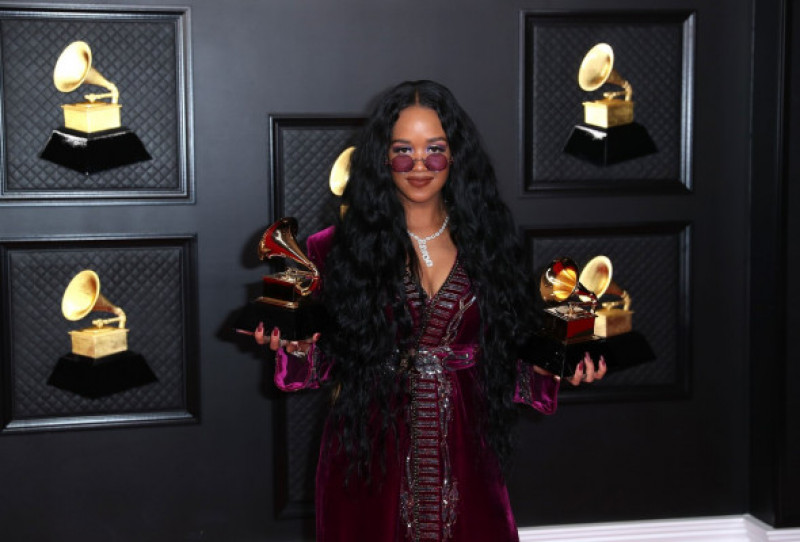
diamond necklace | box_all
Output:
[408,214,450,268]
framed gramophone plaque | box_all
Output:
[0,235,199,433]
[0,7,193,204]
[524,221,691,402]
[521,11,695,194]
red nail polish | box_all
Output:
[271,327,279,337]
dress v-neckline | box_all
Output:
[418,253,459,302]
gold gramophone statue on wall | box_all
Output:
[62,269,129,358]
[525,255,653,378]
[563,43,657,165]
[330,146,354,217]
[233,217,326,340]
[48,269,156,398]
[39,41,151,174]
[329,146,354,198]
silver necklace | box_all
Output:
[408,214,449,267]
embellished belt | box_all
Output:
[393,344,478,374]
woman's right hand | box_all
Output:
[253,322,320,355]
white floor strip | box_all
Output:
[518,515,800,542]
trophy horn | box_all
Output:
[539,258,597,305]
[578,255,631,310]
[53,41,119,104]
[330,146,354,197]
[258,217,321,295]
[62,270,126,328]
[578,42,632,101]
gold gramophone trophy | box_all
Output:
[578,255,633,337]
[329,146,354,198]
[48,270,156,398]
[539,257,598,341]
[62,269,129,358]
[234,217,326,340]
[39,41,151,174]
[525,255,653,377]
[563,42,657,165]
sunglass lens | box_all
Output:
[390,155,414,172]
[424,153,449,171]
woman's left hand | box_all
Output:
[564,352,606,386]
[533,351,607,386]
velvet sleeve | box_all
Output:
[274,343,333,391]
[306,225,335,273]
[513,360,560,415]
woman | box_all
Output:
[255,80,605,541]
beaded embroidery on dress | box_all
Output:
[400,258,477,541]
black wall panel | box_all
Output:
[750,0,800,528]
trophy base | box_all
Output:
[563,122,657,166]
[40,126,151,174]
[47,351,157,399]
[523,330,655,378]
[233,298,327,341]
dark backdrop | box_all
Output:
[0,0,795,540]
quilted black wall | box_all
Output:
[0,0,796,541]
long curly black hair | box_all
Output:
[319,80,536,480]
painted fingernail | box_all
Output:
[271,327,279,337]
[578,361,585,372]
[600,358,607,368]
[256,322,264,332]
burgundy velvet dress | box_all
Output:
[273,227,559,542]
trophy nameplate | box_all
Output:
[234,217,326,341]
[39,41,150,174]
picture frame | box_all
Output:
[0,234,199,432]
[520,11,695,194]
[0,6,194,204]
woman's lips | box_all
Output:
[406,175,433,188]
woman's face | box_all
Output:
[388,105,451,208]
